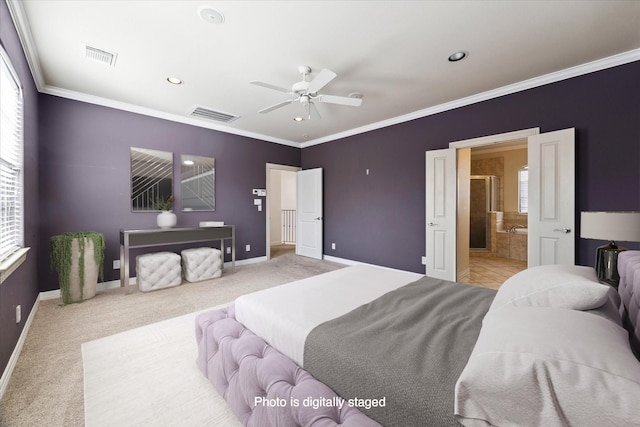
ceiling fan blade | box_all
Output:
[307,69,337,94]
[317,94,362,107]
[258,99,294,114]
[250,80,292,94]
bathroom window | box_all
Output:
[518,166,528,214]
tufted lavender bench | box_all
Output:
[195,305,381,427]
[618,250,640,357]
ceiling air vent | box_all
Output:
[83,44,117,66]
[190,106,239,123]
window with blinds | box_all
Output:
[0,46,24,262]
[518,166,528,214]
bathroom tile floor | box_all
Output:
[466,255,527,290]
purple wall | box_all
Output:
[2,0,639,381]
[302,62,640,272]
[0,1,41,379]
[37,96,300,290]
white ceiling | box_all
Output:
[7,1,640,148]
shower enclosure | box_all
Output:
[470,175,500,249]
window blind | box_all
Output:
[518,168,528,214]
[0,47,24,262]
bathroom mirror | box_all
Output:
[130,147,173,211]
[181,154,215,211]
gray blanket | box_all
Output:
[304,276,496,427]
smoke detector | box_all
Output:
[198,6,225,24]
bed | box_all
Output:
[195,254,640,426]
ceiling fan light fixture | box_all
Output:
[252,66,361,120]
[448,51,468,62]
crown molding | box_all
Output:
[300,49,640,148]
[6,0,45,91]
[41,84,299,147]
[7,0,639,150]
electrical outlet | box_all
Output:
[113,259,120,269]
[15,305,21,324]
[331,243,336,250]
[421,256,427,265]
[246,244,251,252]
[226,247,231,254]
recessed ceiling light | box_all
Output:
[448,51,468,62]
[183,159,195,166]
[293,117,304,122]
[198,6,225,24]
[167,76,183,85]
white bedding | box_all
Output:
[234,264,422,366]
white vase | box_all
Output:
[67,237,98,303]
[157,211,177,229]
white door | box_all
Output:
[528,128,575,266]
[296,168,323,259]
[425,149,457,280]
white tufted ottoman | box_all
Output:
[181,247,222,282]
[135,252,182,292]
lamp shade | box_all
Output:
[580,212,640,242]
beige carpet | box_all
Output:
[82,306,241,427]
[0,253,343,426]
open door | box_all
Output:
[296,168,323,259]
[425,149,457,280]
[528,128,575,266]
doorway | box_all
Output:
[266,163,300,260]
[426,127,575,284]
[466,143,528,288]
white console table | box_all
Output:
[119,226,235,293]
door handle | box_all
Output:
[314,217,323,220]
[427,222,438,226]
[553,228,572,234]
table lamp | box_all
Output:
[580,211,640,287]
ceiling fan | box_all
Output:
[250,65,362,120]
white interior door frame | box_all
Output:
[265,163,301,260]
[442,127,575,270]
[448,128,541,150]
[425,128,542,281]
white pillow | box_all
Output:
[489,264,609,312]
[455,307,640,427]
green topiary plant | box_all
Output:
[154,195,174,211]
[50,231,105,304]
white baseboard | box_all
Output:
[39,278,125,301]
[39,256,266,301]
[0,295,40,401]
[232,256,266,266]
[323,255,422,276]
